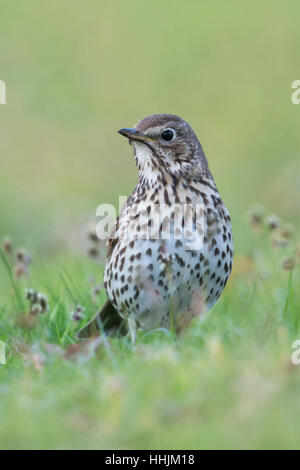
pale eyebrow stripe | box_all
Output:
[144,125,165,135]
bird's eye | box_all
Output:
[161,129,175,141]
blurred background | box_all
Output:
[0,0,299,255]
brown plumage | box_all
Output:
[78,114,233,342]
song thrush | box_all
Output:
[78,114,233,341]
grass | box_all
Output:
[0,218,299,450]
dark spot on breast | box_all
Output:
[119,257,125,271]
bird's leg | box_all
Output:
[128,316,137,346]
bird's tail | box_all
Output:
[76,299,127,340]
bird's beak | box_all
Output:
[118,128,155,143]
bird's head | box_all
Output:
[118,114,210,182]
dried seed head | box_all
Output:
[87,231,99,243]
[71,304,86,321]
[15,248,32,265]
[15,248,25,262]
[93,285,102,296]
[37,293,49,313]
[25,288,38,303]
[88,246,99,258]
[86,222,99,243]
[73,312,84,321]
[25,288,34,301]
[25,288,32,300]
[266,214,281,231]
[25,289,49,313]
[282,258,295,271]
[280,224,293,241]
[271,229,289,248]
[247,205,265,230]
[2,237,12,253]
